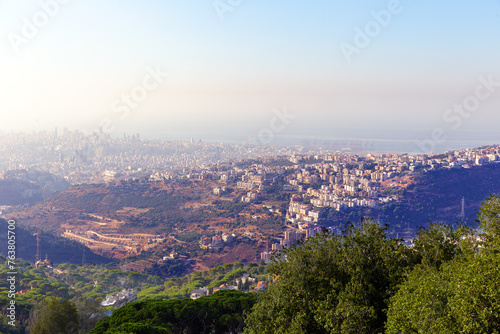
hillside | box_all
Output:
[0,169,70,206]
[6,162,500,276]
[0,219,112,265]
[8,179,282,274]
[319,164,500,238]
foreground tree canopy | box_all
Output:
[245,195,500,334]
[245,221,416,333]
[386,195,500,334]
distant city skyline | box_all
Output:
[1,0,499,153]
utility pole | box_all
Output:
[36,230,41,262]
[461,197,465,220]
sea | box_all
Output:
[123,125,500,155]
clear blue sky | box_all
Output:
[0,0,499,150]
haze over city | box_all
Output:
[1,0,500,152]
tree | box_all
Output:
[413,223,470,269]
[385,264,455,333]
[73,296,104,333]
[30,298,79,334]
[245,220,415,334]
[386,252,500,334]
[90,290,255,334]
[447,252,500,333]
[386,196,500,333]
[478,195,500,249]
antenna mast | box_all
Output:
[460,197,465,220]
[36,230,41,262]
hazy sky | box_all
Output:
[1,0,499,150]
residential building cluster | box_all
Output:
[189,273,266,299]
[241,191,260,203]
[287,198,322,224]
[199,233,235,249]
[261,225,324,263]
[101,288,138,308]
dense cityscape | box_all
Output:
[2,129,499,266]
